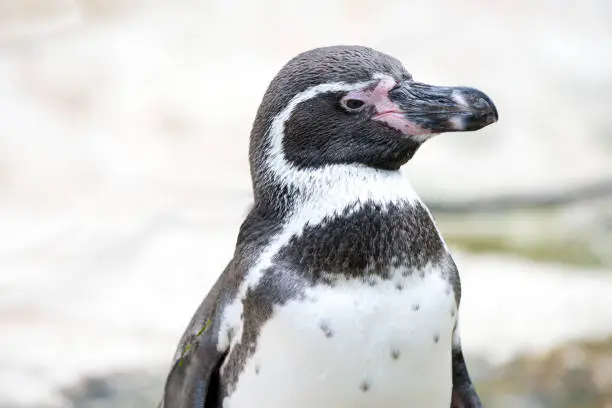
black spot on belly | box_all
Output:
[391,348,401,360]
[434,333,440,343]
[319,322,334,338]
[255,365,260,375]
[412,304,420,311]
[395,283,403,291]
[360,380,370,392]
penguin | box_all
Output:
[160,45,498,408]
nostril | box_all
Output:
[389,82,402,93]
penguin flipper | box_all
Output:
[161,265,235,408]
[161,340,227,408]
[450,344,483,408]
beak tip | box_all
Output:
[480,93,499,123]
[451,87,499,129]
[487,108,499,125]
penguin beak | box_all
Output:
[378,81,498,136]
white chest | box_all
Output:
[223,269,457,408]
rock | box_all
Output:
[62,371,164,408]
[476,337,612,408]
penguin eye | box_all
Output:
[341,98,366,113]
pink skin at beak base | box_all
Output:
[342,77,432,137]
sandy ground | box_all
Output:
[1,0,612,406]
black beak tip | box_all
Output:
[481,93,499,123]
[454,92,499,132]
[452,87,499,129]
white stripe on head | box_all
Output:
[264,73,419,207]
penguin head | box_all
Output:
[249,46,497,204]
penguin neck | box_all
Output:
[243,164,447,281]
[241,132,432,274]
[236,160,450,284]
[253,163,421,220]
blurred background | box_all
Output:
[1,0,611,407]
